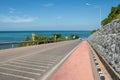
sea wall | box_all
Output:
[88,18,120,75]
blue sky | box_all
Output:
[0,0,120,31]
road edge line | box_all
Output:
[40,40,82,80]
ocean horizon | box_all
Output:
[0,31,91,42]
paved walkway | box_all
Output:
[50,41,94,80]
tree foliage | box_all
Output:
[101,4,120,26]
[24,36,31,41]
[53,34,62,39]
[70,34,79,39]
[18,33,80,47]
[91,29,98,34]
[35,35,50,40]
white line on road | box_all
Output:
[2,64,46,72]
[16,59,55,64]
[41,41,82,80]
[8,62,50,69]
[3,64,46,72]
[14,60,53,66]
[0,66,41,76]
[18,57,58,61]
[0,72,35,80]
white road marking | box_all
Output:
[19,57,58,61]
[0,40,80,80]
[14,60,53,66]
[17,59,55,64]
[0,66,41,76]
[8,62,49,69]
[41,41,81,80]
[0,72,35,80]
[3,64,46,72]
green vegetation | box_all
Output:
[91,29,99,34]
[35,35,52,41]
[101,4,120,26]
[24,36,31,41]
[18,33,79,47]
[91,4,120,34]
[69,34,79,39]
[53,34,62,40]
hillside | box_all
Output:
[101,4,120,26]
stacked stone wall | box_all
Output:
[88,18,120,78]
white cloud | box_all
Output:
[0,15,38,23]
[9,8,16,13]
[42,3,54,7]
[85,3,91,6]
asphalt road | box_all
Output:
[0,40,81,80]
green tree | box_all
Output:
[24,36,31,41]
[53,34,62,39]
[101,18,109,26]
[70,34,79,39]
[101,4,120,26]
[91,29,98,34]
[35,35,49,41]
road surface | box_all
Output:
[0,40,81,80]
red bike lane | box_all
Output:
[50,40,94,80]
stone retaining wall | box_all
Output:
[88,18,120,78]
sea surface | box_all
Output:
[0,31,91,42]
[0,31,91,48]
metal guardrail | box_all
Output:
[0,40,57,49]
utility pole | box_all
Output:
[99,7,102,27]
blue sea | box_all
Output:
[0,31,91,48]
[0,31,91,42]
